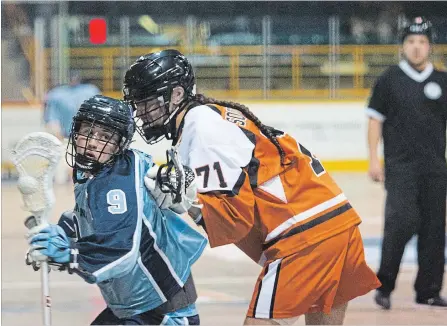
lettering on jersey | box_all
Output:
[225,108,247,127]
[195,162,228,189]
[195,165,209,188]
[213,162,228,188]
[298,143,326,176]
[107,189,128,214]
[74,203,87,219]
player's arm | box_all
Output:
[29,211,80,272]
[368,120,383,163]
[25,205,82,270]
[29,190,140,284]
[186,144,256,247]
[28,219,139,284]
[183,107,257,247]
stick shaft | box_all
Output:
[25,215,52,326]
[40,262,52,326]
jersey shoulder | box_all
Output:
[186,104,225,125]
[370,65,401,93]
[185,103,255,137]
[183,104,236,145]
[379,65,401,81]
[129,149,153,169]
[181,104,255,172]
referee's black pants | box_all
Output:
[377,171,446,300]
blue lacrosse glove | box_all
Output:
[28,224,71,264]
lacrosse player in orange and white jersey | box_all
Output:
[123,49,381,325]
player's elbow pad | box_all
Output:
[57,210,77,239]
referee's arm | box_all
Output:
[367,118,384,182]
[366,74,388,183]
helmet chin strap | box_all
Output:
[164,94,192,142]
[170,96,198,145]
[164,104,182,141]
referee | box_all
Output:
[366,17,447,309]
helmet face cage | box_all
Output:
[123,49,196,144]
[66,119,126,173]
[66,95,135,173]
[132,91,173,144]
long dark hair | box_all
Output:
[192,94,290,166]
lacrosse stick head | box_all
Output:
[11,132,63,224]
[157,148,195,203]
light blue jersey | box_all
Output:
[43,84,100,138]
[70,149,207,319]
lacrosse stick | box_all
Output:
[157,148,195,203]
[11,132,64,326]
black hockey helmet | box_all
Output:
[123,49,196,144]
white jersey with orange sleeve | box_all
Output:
[177,103,362,264]
[178,104,259,258]
[179,104,255,192]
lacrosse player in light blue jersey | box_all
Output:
[26,95,207,325]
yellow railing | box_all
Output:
[39,44,447,100]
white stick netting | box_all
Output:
[11,132,64,224]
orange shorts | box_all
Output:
[247,226,381,319]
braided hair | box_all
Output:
[193,94,290,166]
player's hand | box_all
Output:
[25,247,44,271]
[368,159,384,183]
[169,166,200,214]
[145,164,175,210]
[27,224,70,264]
[25,248,68,272]
[144,164,200,214]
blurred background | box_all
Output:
[2,1,447,103]
[2,2,447,325]
[2,1,447,177]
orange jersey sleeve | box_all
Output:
[198,168,256,247]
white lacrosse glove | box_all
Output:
[25,248,67,272]
[170,168,200,214]
[144,164,200,214]
[25,247,44,271]
[25,222,50,262]
[145,164,175,210]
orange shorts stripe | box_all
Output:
[247,226,381,319]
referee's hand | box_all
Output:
[368,159,384,183]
